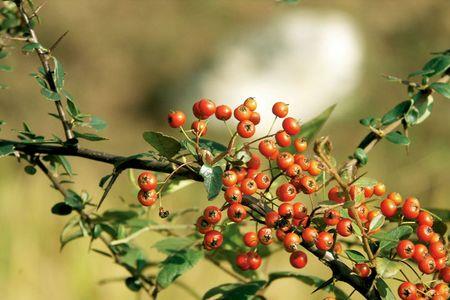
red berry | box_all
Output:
[203,206,222,224]
[294,138,307,152]
[328,186,345,204]
[290,251,307,269]
[323,209,340,226]
[276,183,297,202]
[167,111,186,128]
[247,252,262,270]
[417,211,434,227]
[196,216,213,234]
[222,170,238,187]
[416,224,434,243]
[234,105,251,121]
[224,186,242,204]
[397,240,415,259]
[243,232,259,248]
[282,117,301,135]
[441,267,450,283]
[249,111,260,125]
[354,263,371,278]
[235,253,249,270]
[412,243,429,263]
[402,197,420,219]
[258,140,277,158]
[373,183,386,196]
[380,198,397,218]
[227,203,247,223]
[237,120,256,138]
[429,241,446,259]
[240,178,257,195]
[398,282,417,300]
[258,227,274,245]
[138,171,158,192]
[275,130,291,147]
[418,256,436,274]
[198,98,216,119]
[283,232,301,252]
[388,192,402,205]
[272,102,289,118]
[244,97,257,111]
[302,227,318,244]
[316,231,333,251]
[278,203,294,219]
[292,202,307,219]
[191,120,207,136]
[137,189,157,206]
[298,175,318,194]
[307,160,322,176]
[203,230,223,250]
[277,152,295,170]
[336,218,353,237]
[265,211,281,228]
[215,104,232,120]
[286,164,302,178]
[247,153,261,170]
[254,173,271,190]
[294,154,310,171]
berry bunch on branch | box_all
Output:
[1,1,450,299]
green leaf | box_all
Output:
[376,257,401,279]
[430,82,450,99]
[369,214,385,233]
[372,225,413,254]
[64,190,84,209]
[352,177,378,187]
[203,281,267,300]
[56,155,73,176]
[99,174,112,188]
[422,55,450,77]
[24,165,37,175]
[385,131,410,145]
[143,131,181,158]
[153,237,195,254]
[285,105,335,153]
[156,249,203,289]
[180,140,198,158]
[353,148,368,165]
[198,138,227,154]
[376,278,396,300]
[0,143,14,157]
[359,117,375,127]
[159,179,194,196]
[381,100,412,126]
[51,202,73,215]
[53,57,65,90]
[345,249,368,263]
[425,208,449,221]
[40,87,60,101]
[60,217,83,250]
[89,115,107,131]
[22,42,41,52]
[267,272,347,299]
[0,51,8,59]
[199,164,223,200]
[0,65,13,72]
[407,69,435,78]
[73,131,107,141]
[125,277,142,292]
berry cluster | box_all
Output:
[136,97,448,298]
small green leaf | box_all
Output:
[143,131,181,158]
[381,100,412,126]
[376,278,396,300]
[159,179,194,196]
[372,225,413,254]
[199,164,223,200]
[73,131,107,141]
[198,138,228,154]
[53,57,65,90]
[22,42,41,52]
[353,148,368,165]
[0,51,8,59]
[51,202,73,215]
[156,249,203,289]
[40,87,60,101]
[0,65,13,72]
[422,55,450,77]
[24,165,37,175]
[369,214,385,233]
[56,155,73,176]
[153,237,195,254]
[359,117,375,127]
[352,177,378,187]
[64,190,84,209]
[345,249,368,263]
[0,143,14,157]
[203,281,267,300]
[99,174,112,188]
[125,277,141,292]
[376,257,401,278]
[385,131,410,145]
[430,82,450,99]
[89,115,107,131]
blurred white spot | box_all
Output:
[196,11,363,134]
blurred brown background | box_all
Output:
[0,0,449,299]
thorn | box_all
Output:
[49,30,69,52]
[96,170,121,210]
[29,1,47,21]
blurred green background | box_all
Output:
[0,0,449,299]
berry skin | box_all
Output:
[418,256,436,274]
[234,105,251,121]
[283,232,301,252]
[388,192,402,205]
[402,197,421,219]
[227,203,247,222]
[294,154,310,171]
[336,218,353,237]
[441,267,450,283]
[333,242,343,254]
[302,227,318,244]
[276,229,286,241]
[290,251,307,269]
[249,111,261,125]
[308,160,322,176]
[247,252,262,270]
[298,175,318,194]
[316,231,333,251]
[269,148,280,161]
[349,185,363,201]
[412,243,429,263]
[416,224,434,243]
[363,186,374,198]
[436,256,448,271]
[222,170,238,187]
[276,183,297,202]
[258,140,277,158]
[272,102,289,118]
[255,173,271,190]
[240,178,257,195]
[398,282,417,300]
[292,202,307,219]
[203,206,222,224]
[265,211,281,228]
[215,105,232,120]
[286,164,302,178]
[233,168,247,182]
[196,216,213,234]
[275,130,291,147]
[258,227,274,245]
[282,117,301,135]
[137,189,157,206]
[243,232,259,248]
[373,183,386,196]
[277,152,295,170]
[294,138,307,152]
[246,169,258,180]
[244,97,257,111]
[237,120,256,138]
[191,120,207,136]
[354,263,371,278]
[380,198,397,218]
[138,171,158,192]
[197,98,216,119]
[235,253,249,271]
[278,203,294,219]
[328,186,345,204]
[247,153,261,170]
[417,211,434,227]
[323,209,340,226]
[167,111,186,128]
[429,241,446,259]
[397,240,415,259]
[434,283,449,298]
[224,186,242,204]
[203,230,223,250]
